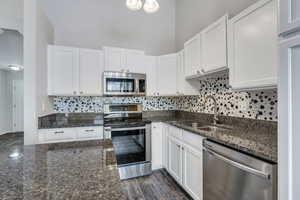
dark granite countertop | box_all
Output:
[143,111,277,163]
[0,135,126,200]
[38,113,104,129]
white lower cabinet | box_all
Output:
[154,123,204,200]
[182,144,203,200]
[39,126,103,144]
[152,122,163,170]
[168,137,183,184]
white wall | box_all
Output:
[0,30,23,69]
[24,0,54,145]
[0,0,23,32]
[175,0,259,50]
[40,0,176,56]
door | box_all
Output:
[12,80,23,132]
[202,15,228,73]
[279,35,300,200]
[126,49,145,73]
[280,0,300,35]
[104,47,126,71]
[145,56,157,96]
[79,49,104,96]
[228,0,277,90]
[168,137,182,184]
[157,54,177,96]
[48,45,78,95]
[184,34,202,77]
[182,145,203,200]
[151,123,163,170]
[111,127,148,166]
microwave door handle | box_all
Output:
[135,79,139,93]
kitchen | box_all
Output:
[0,0,298,199]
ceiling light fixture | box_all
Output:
[126,0,159,13]
[8,64,23,71]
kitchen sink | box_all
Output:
[197,124,233,132]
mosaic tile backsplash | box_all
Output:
[53,71,278,121]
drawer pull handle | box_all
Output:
[85,130,94,132]
[54,131,64,134]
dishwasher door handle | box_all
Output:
[204,148,271,180]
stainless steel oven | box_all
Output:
[103,71,146,96]
[103,104,151,180]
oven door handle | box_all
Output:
[111,126,146,131]
[203,147,271,180]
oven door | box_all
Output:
[104,77,137,96]
[111,126,151,166]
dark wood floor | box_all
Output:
[122,169,192,200]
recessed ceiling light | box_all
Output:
[8,64,23,71]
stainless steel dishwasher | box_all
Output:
[203,140,277,200]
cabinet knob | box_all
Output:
[73,91,77,95]
[196,70,200,74]
[80,91,83,94]
[201,69,205,73]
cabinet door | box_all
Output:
[202,15,228,73]
[126,49,145,73]
[162,124,169,169]
[103,47,126,71]
[145,56,158,96]
[279,35,300,200]
[280,0,300,35]
[184,34,202,77]
[182,145,203,200]
[168,137,182,184]
[157,54,177,96]
[176,51,185,95]
[48,45,79,96]
[151,123,163,170]
[79,49,104,96]
[228,0,278,90]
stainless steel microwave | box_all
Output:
[103,71,146,96]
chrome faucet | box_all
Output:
[204,95,219,125]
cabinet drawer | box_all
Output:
[40,128,76,143]
[168,125,183,139]
[182,130,204,151]
[77,126,103,139]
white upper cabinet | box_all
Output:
[176,51,199,95]
[79,49,104,96]
[280,0,300,35]
[48,45,79,96]
[157,54,177,96]
[228,0,278,90]
[176,50,185,95]
[201,15,228,73]
[126,49,146,73]
[103,46,145,72]
[145,56,158,96]
[48,45,104,96]
[103,47,126,71]
[184,34,202,77]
